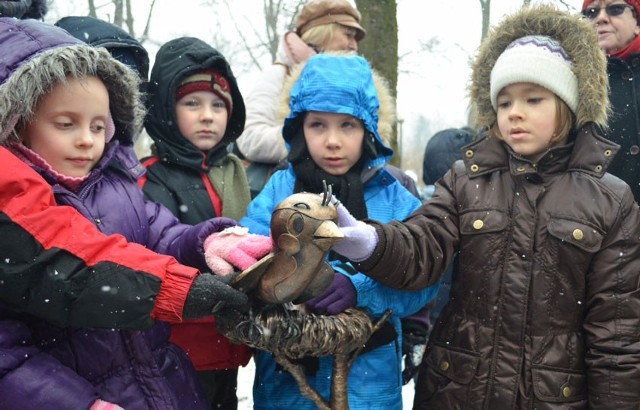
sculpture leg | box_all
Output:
[272,354,331,410]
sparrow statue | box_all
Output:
[218,184,392,410]
[232,184,343,305]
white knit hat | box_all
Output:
[490,35,578,113]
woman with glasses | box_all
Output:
[582,0,640,202]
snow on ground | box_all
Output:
[236,358,416,409]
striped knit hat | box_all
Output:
[490,35,578,113]
[175,70,233,117]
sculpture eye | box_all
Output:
[288,214,305,235]
[293,202,311,210]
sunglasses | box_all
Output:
[581,4,635,20]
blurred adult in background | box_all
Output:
[234,0,366,197]
[581,0,640,201]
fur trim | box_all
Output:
[0,44,145,145]
[469,5,609,130]
[278,55,395,146]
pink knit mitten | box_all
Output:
[90,399,124,410]
[203,226,273,276]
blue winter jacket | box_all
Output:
[242,167,438,410]
[241,55,438,409]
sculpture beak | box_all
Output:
[313,220,344,251]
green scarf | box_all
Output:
[207,153,251,221]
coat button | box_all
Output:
[630,145,640,155]
[572,229,584,241]
[562,386,572,398]
[595,165,603,173]
[604,149,612,157]
[440,361,450,371]
[465,149,474,158]
[473,220,484,230]
[470,164,479,172]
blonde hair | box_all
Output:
[489,94,575,146]
[301,23,343,52]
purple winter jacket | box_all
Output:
[0,18,235,410]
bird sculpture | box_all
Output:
[232,183,343,304]
[219,183,392,410]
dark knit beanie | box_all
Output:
[175,70,233,118]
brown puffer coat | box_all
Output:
[355,6,640,409]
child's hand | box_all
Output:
[203,226,273,275]
[305,272,356,315]
[330,198,378,262]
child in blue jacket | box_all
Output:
[240,53,439,410]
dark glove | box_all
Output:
[305,273,356,315]
[183,273,249,319]
[401,317,430,385]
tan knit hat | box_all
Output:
[295,0,366,41]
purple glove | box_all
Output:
[305,273,357,315]
[331,199,378,262]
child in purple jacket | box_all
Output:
[0,18,270,409]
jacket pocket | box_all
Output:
[415,344,480,406]
[459,209,508,235]
[547,217,603,253]
[425,343,480,384]
[532,366,587,403]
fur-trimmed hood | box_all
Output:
[0,18,145,146]
[278,53,396,165]
[469,5,609,131]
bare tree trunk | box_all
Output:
[113,0,123,27]
[139,0,157,44]
[480,0,491,41]
[355,0,400,167]
[88,0,97,17]
[124,0,135,37]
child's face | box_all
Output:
[175,91,228,152]
[21,76,109,178]
[496,83,561,160]
[303,111,365,175]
